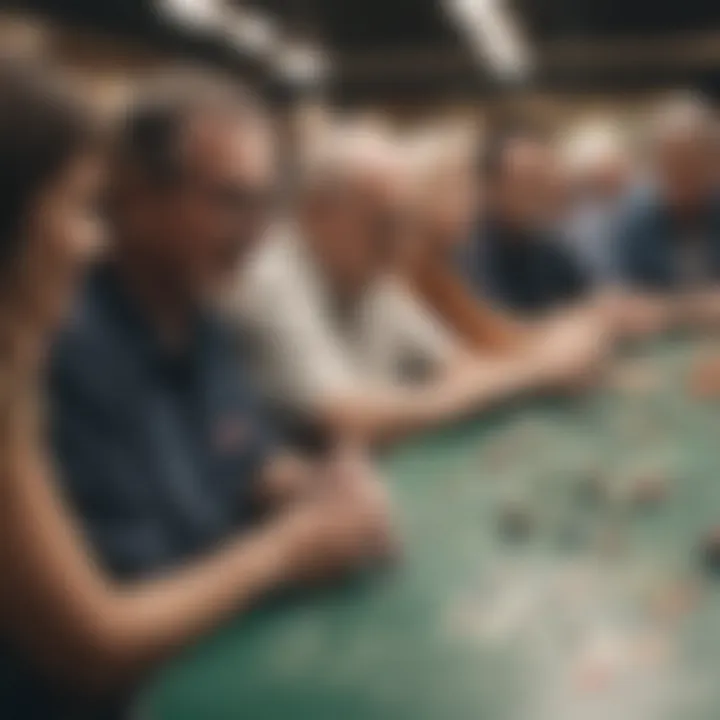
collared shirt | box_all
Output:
[614,185,720,291]
[461,219,590,315]
[226,226,457,416]
[49,262,276,578]
[2,262,277,720]
[563,195,623,283]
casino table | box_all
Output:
[145,338,720,720]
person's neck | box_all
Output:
[112,249,195,350]
[488,211,533,242]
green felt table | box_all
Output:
[145,338,720,720]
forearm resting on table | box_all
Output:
[677,288,720,330]
[255,453,322,510]
[607,289,720,338]
[314,355,545,444]
[0,455,300,695]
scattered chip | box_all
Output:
[609,359,662,395]
[575,471,611,508]
[688,354,720,399]
[497,498,535,541]
[699,526,720,573]
[649,579,702,623]
[555,519,588,550]
[594,526,628,559]
[626,471,670,508]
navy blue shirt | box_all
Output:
[51,262,276,577]
[0,262,276,720]
[461,219,590,315]
[614,186,720,291]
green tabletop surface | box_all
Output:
[146,339,720,720]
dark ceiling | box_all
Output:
[5,0,720,101]
[514,0,720,39]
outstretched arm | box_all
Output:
[0,432,391,695]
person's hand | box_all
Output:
[324,440,378,487]
[531,311,608,391]
[608,293,673,339]
[676,289,720,331]
[689,353,720,399]
[256,441,377,514]
[274,473,396,585]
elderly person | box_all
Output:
[463,126,594,317]
[0,69,392,720]
[229,126,604,447]
[403,130,608,394]
[612,96,720,336]
[561,122,632,283]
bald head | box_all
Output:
[650,95,714,148]
[483,131,564,231]
[300,127,406,206]
[649,95,718,211]
[562,123,630,199]
[406,130,479,250]
[298,127,412,294]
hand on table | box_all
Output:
[530,311,610,392]
[689,353,720,399]
[606,293,674,339]
[273,468,397,585]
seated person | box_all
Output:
[404,130,608,388]
[403,130,524,354]
[229,128,604,447]
[612,96,720,336]
[462,126,592,317]
[0,67,391,720]
[560,122,632,284]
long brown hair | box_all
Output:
[0,59,95,277]
[0,58,97,431]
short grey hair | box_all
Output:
[115,70,265,184]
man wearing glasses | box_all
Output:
[49,75,393,617]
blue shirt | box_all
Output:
[562,197,623,284]
[0,262,276,720]
[614,186,720,291]
[461,219,590,315]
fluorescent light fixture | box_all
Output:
[157,0,224,31]
[222,7,278,56]
[158,0,280,59]
[276,40,331,87]
[446,0,532,80]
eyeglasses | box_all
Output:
[184,175,279,218]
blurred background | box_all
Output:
[1,0,718,129]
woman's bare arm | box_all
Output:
[0,437,390,695]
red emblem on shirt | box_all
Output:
[214,417,249,453]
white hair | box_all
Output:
[560,120,627,176]
[648,92,715,147]
[298,122,402,198]
[402,125,477,189]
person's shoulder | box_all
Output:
[235,223,324,329]
[53,266,119,355]
[49,266,137,403]
[238,224,306,299]
[617,182,662,226]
